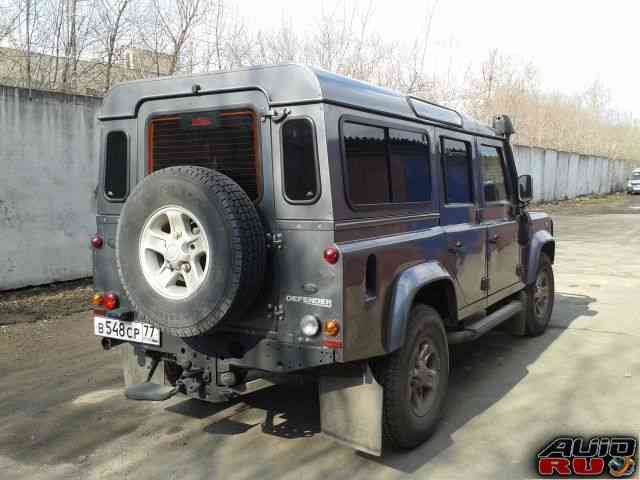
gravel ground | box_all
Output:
[531,191,636,214]
[0,279,92,325]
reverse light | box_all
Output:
[103,292,119,310]
[91,234,104,249]
[323,319,340,337]
[300,315,320,337]
[323,246,339,264]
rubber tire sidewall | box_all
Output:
[117,169,241,337]
[524,253,555,336]
[381,304,450,449]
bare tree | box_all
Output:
[96,0,130,92]
[58,0,98,91]
[191,0,253,73]
[150,0,205,75]
[0,0,24,43]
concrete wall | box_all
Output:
[0,84,636,290]
[513,144,631,202]
[0,86,100,290]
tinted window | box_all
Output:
[441,138,473,204]
[282,119,318,202]
[344,123,389,204]
[150,110,260,200]
[104,131,128,200]
[389,129,431,202]
[480,145,509,202]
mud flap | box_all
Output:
[319,363,383,456]
[121,343,166,387]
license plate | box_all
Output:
[94,315,160,346]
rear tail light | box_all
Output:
[103,292,119,310]
[323,246,339,264]
[323,339,343,349]
[91,234,104,249]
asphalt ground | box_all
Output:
[1,193,639,479]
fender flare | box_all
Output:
[385,261,456,353]
[526,230,555,284]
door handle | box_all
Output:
[448,240,464,254]
[488,234,500,244]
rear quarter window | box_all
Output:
[104,131,128,201]
[282,119,319,203]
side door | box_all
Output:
[478,139,521,298]
[437,130,487,314]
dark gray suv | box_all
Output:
[92,64,555,455]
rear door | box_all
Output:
[478,139,521,297]
[437,130,487,312]
[138,91,279,333]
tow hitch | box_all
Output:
[124,355,208,402]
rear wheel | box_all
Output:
[379,304,449,449]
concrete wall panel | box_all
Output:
[0,86,100,289]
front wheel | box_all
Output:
[379,304,449,449]
[523,253,555,336]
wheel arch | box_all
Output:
[385,261,458,353]
[526,230,555,285]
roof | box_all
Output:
[99,64,497,136]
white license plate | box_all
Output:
[94,315,160,346]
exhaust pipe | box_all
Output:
[101,337,123,350]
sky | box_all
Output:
[236,0,640,117]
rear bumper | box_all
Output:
[147,331,336,373]
[98,318,337,374]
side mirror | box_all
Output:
[518,174,533,202]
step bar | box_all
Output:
[447,300,523,344]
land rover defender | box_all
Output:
[92,65,555,455]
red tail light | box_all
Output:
[91,234,103,249]
[103,292,119,310]
[323,339,343,349]
[323,247,339,264]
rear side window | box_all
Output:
[480,145,509,202]
[344,123,389,204]
[343,121,431,206]
[104,131,128,200]
[389,129,431,202]
[282,119,318,202]
[441,138,473,204]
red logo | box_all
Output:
[537,436,637,477]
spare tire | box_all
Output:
[116,166,266,337]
